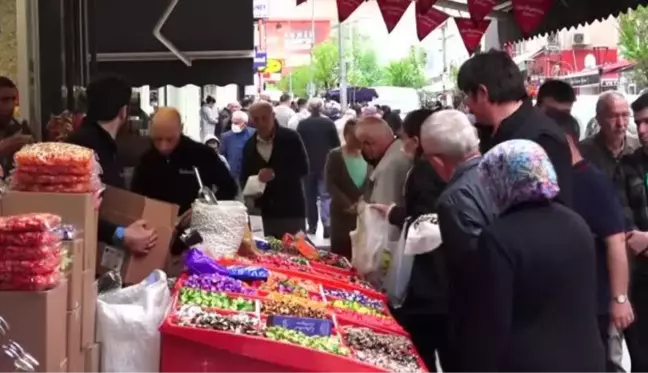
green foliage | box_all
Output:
[619,5,648,86]
[382,46,427,88]
[275,66,312,98]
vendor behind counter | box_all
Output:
[131,107,238,215]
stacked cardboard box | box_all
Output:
[1,192,99,372]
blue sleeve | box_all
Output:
[588,175,626,237]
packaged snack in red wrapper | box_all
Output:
[0,213,61,232]
[16,164,93,176]
[12,171,91,185]
[0,272,61,291]
[0,231,61,246]
[0,244,61,261]
[11,181,92,193]
[0,254,61,275]
[14,142,93,170]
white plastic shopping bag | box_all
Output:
[385,225,414,308]
[351,202,388,275]
[96,270,171,372]
[191,200,248,257]
[405,214,443,255]
[242,176,266,197]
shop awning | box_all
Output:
[92,0,254,87]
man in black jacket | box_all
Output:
[240,101,309,238]
[131,107,238,214]
[297,98,340,238]
[457,49,573,206]
[68,76,157,255]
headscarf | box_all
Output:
[478,139,559,212]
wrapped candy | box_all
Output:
[11,181,93,193]
[14,142,93,170]
[12,171,91,185]
[0,255,61,275]
[0,272,62,291]
[0,213,61,232]
[0,244,61,261]
[0,231,61,246]
[15,164,93,176]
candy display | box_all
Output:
[179,288,256,312]
[335,310,402,331]
[183,273,256,295]
[314,251,352,269]
[14,142,93,169]
[54,224,77,241]
[343,327,423,372]
[258,274,320,299]
[176,306,260,336]
[323,288,384,311]
[0,213,61,232]
[264,326,349,356]
[262,295,327,319]
[0,231,61,246]
[330,299,386,318]
[255,254,312,273]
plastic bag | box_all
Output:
[14,142,93,170]
[0,243,61,261]
[0,230,61,246]
[0,213,61,232]
[11,181,93,193]
[16,164,92,176]
[405,214,443,255]
[184,248,229,276]
[0,255,61,275]
[190,201,248,257]
[226,265,269,281]
[97,270,170,372]
[0,271,61,290]
[351,202,388,275]
[12,171,91,184]
[385,226,414,308]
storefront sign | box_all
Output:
[253,50,267,70]
[512,0,552,35]
[253,0,269,19]
[377,0,412,33]
[260,59,283,74]
[416,5,449,41]
[455,17,490,55]
[467,0,497,21]
[562,72,600,87]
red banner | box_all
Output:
[416,0,437,14]
[467,0,497,21]
[297,0,307,5]
[336,0,365,23]
[416,6,449,41]
[454,17,491,55]
[512,0,552,35]
[377,0,412,33]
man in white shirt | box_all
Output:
[274,93,296,127]
[288,97,309,130]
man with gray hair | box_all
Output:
[580,91,639,180]
[422,110,497,369]
[297,97,340,238]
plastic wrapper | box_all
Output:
[14,142,93,170]
[15,164,93,176]
[54,224,78,240]
[226,265,269,281]
[0,271,62,291]
[0,255,61,275]
[12,170,91,185]
[0,230,61,246]
[0,213,61,233]
[10,181,93,193]
[60,246,71,272]
[184,248,229,276]
[0,244,61,261]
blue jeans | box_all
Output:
[305,171,330,229]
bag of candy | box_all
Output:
[0,271,62,291]
[11,180,93,193]
[0,254,62,275]
[0,243,62,261]
[0,230,61,246]
[14,142,93,170]
[0,213,61,233]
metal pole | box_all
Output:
[308,0,315,97]
[289,72,293,95]
[441,21,447,98]
[338,22,347,110]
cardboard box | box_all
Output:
[1,191,97,274]
[66,307,83,372]
[64,239,84,310]
[99,186,179,284]
[84,343,101,372]
[0,281,68,372]
[81,270,97,348]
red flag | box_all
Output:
[377,0,412,33]
[454,17,491,55]
[416,6,449,41]
[512,0,552,35]
[297,0,307,5]
[467,0,497,21]
[416,0,438,14]
[336,0,365,23]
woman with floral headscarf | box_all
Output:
[455,139,604,372]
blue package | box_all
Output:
[267,315,332,336]
[226,265,269,281]
[255,238,271,251]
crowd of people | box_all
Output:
[2,46,648,372]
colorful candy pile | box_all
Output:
[343,326,424,372]
[262,294,327,319]
[314,250,352,269]
[323,288,385,310]
[255,254,312,273]
[179,288,256,312]
[258,274,320,300]
[176,306,260,335]
[264,326,349,356]
[183,273,256,295]
[331,299,386,318]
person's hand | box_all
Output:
[258,168,275,183]
[345,203,358,215]
[611,300,635,331]
[124,220,158,256]
[627,231,648,256]
[370,203,393,217]
[0,133,33,155]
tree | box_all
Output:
[382,46,427,88]
[619,5,648,87]
[275,65,312,98]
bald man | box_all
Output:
[580,91,640,179]
[240,101,309,237]
[131,107,238,214]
